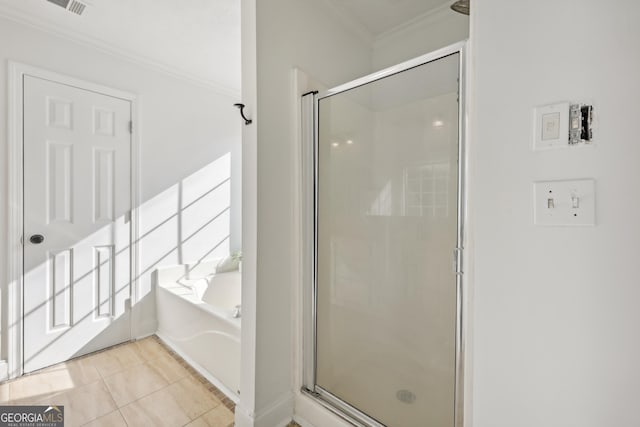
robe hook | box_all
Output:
[234,103,252,125]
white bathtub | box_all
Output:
[156,268,241,401]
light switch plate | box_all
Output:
[533,102,569,150]
[534,179,596,226]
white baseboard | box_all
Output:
[292,416,315,427]
[134,331,156,340]
[131,316,158,340]
[234,392,294,427]
[234,404,255,427]
[293,392,353,427]
[254,392,294,427]
[155,332,239,403]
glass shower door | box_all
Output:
[312,50,463,427]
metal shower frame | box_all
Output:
[300,40,468,427]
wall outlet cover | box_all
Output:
[534,179,596,226]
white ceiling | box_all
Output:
[0,0,241,95]
[0,0,454,95]
[325,0,454,36]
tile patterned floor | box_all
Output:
[0,335,236,427]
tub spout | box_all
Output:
[232,305,241,318]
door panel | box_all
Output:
[50,249,73,329]
[47,141,74,223]
[23,75,132,373]
[94,148,116,222]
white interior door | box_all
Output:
[23,75,132,373]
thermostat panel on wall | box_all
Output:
[533,102,570,150]
[533,102,594,150]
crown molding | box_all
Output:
[0,4,240,99]
[317,0,374,46]
[316,0,462,51]
[374,2,460,46]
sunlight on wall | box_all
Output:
[138,152,233,300]
[17,152,235,374]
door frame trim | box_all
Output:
[7,61,141,379]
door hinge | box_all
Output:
[301,386,321,398]
[453,247,463,275]
[128,121,133,133]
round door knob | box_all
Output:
[29,234,45,244]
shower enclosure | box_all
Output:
[301,42,466,427]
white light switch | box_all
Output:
[533,102,569,150]
[534,179,595,226]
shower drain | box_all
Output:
[396,389,416,404]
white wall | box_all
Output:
[239,2,472,426]
[471,1,640,426]
[247,0,640,425]
[238,0,372,425]
[0,16,241,355]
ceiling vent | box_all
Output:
[46,0,89,16]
